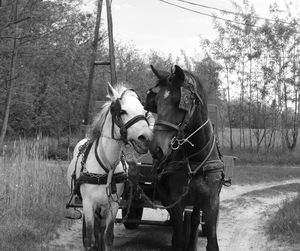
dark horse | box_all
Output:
[145,65,224,251]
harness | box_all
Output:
[146,72,225,178]
[141,73,230,209]
[68,89,148,202]
[72,139,127,199]
[156,120,224,179]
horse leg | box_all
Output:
[104,201,119,251]
[188,207,200,251]
[203,200,219,251]
[94,208,105,250]
[203,174,222,251]
[170,206,185,251]
[82,200,96,251]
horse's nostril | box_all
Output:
[154,147,163,160]
[138,134,147,142]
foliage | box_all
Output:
[267,194,300,244]
[0,0,95,138]
[205,0,300,152]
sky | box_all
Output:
[81,0,300,59]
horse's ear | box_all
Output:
[173,65,185,86]
[151,65,164,80]
[107,82,118,99]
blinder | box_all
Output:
[179,87,194,112]
[144,81,199,114]
[144,88,157,113]
[110,99,121,118]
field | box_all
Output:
[219,127,300,164]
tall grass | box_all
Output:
[267,194,300,244]
[0,137,69,251]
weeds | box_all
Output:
[267,194,300,244]
[0,137,69,251]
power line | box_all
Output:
[175,0,292,25]
[159,0,300,34]
[159,0,261,29]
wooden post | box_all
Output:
[83,0,103,126]
[106,0,117,85]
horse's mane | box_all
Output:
[88,83,133,141]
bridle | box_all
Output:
[154,116,212,153]
[111,89,149,144]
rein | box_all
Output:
[171,119,210,150]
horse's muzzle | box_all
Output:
[149,144,164,161]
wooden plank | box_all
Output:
[222,155,237,180]
[208,104,218,134]
[94,61,110,65]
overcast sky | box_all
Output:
[81,0,299,58]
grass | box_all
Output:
[0,138,70,251]
[231,164,300,185]
[242,183,300,198]
[223,147,300,165]
[267,194,300,244]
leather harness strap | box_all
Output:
[74,172,127,197]
[94,137,110,174]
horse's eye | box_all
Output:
[119,110,127,116]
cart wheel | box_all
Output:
[82,215,86,247]
[183,210,192,251]
[122,207,143,229]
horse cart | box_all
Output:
[115,149,235,233]
[66,93,236,249]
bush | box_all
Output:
[267,194,300,243]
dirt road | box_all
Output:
[48,178,300,251]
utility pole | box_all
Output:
[83,0,103,126]
[82,0,117,127]
[106,0,117,85]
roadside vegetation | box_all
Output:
[0,138,69,251]
[267,194,300,244]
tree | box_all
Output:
[0,0,19,148]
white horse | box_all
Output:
[67,83,153,251]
